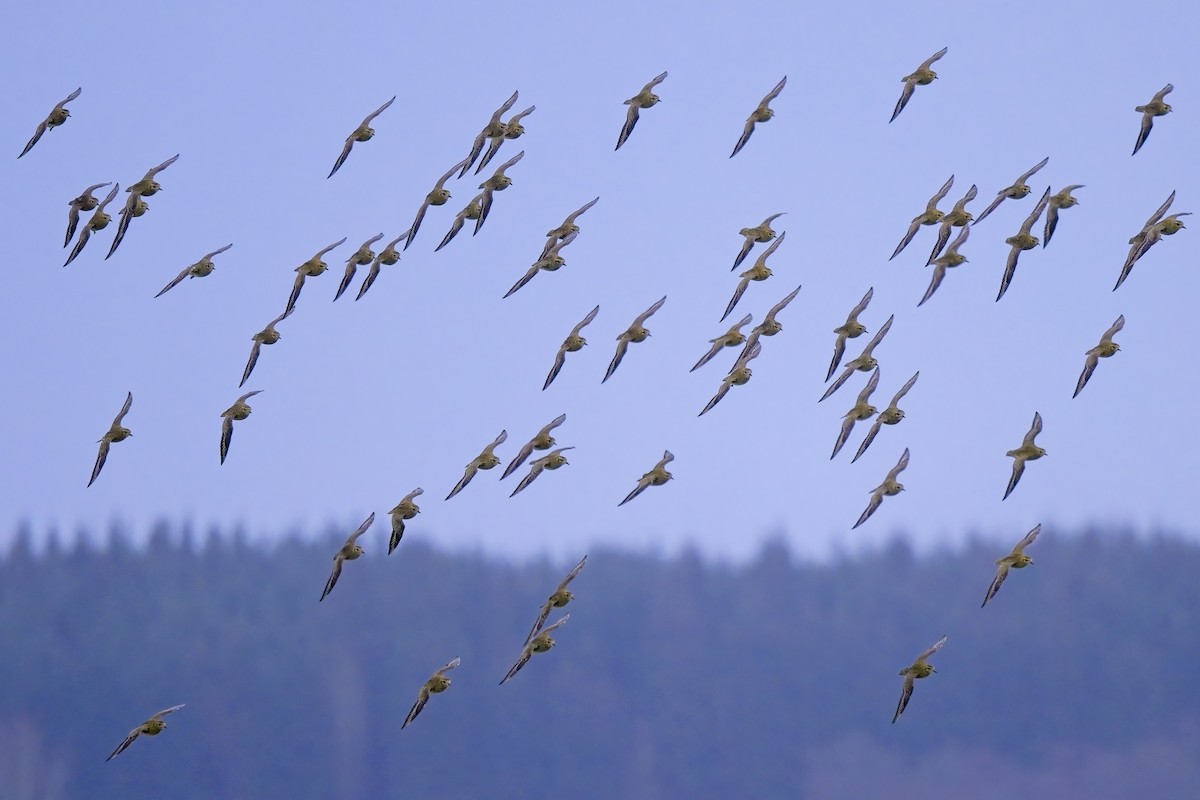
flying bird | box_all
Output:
[320,513,374,602]
[240,309,293,387]
[831,366,881,459]
[1120,211,1190,288]
[106,155,180,260]
[327,96,395,178]
[889,48,947,123]
[219,390,263,465]
[918,224,970,307]
[890,175,954,260]
[402,657,460,729]
[853,447,909,529]
[699,339,762,416]
[510,447,575,498]
[1131,83,1173,156]
[1114,191,1178,291]
[445,430,508,500]
[63,182,112,247]
[504,232,578,298]
[18,87,81,159]
[723,231,786,321]
[852,372,919,463]
[459,90,519,178]
[1073,315,1124,398]
[732,212,786,271]
[739,285,802,360]
[826,287,874,380]
[388,488,423,555]
[982,524,1042,607]
[603,295,667,383]
[155,244,234,298]
[927,184,977,264]
[1043,185,1085,247]
[996,187,1051,302]
[476,105,535,175]
[544,305,600,390]
[88,391,133,487]
[500,613,570,685]
[356,230,410,300]
[892,635,946,723]
[730,76,787,158]
[822,314,894,401]
[64,183,120,267]
[404,159,470,251]
[105,704,184,762]
[333,233,385,301]
[435,194,485,253]
[974,157,1049,225]
[502,414,568,479]
[524,556,587,644]
[285,237,347,315]
[691,314,753,373]
[1003,412,1046,500]
[619,450,674,506]
[616,71,668,150]
[473,150,525,236]
[540,197,600,259]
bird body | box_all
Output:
[320,513,374,601]
[982,525,1041,607]
[691,313,753,372]
[64,183,121,266]
[1043,185,1084,246]
[241,309,292,387]
[510,447,575,498]
[334,233,385,301]
[852,372,918,463]
[603,296,667,383]
[996,187,1051,302]
[502,414,568,480]
[388,488,423,555]
[1003,412,1046,500]
[827,287,874,380]
[500,614,570,685]
[893,636,945,723]
[831,366,880,459]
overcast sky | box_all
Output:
[3,0,1197,563]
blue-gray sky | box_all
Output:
[3,0,1197,561]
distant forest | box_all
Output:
[1,523,1198,799]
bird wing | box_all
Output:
[152,704,186,719]
[388,515,406,555]
[472,187,495,236]
[402,686,430,729]
[564,197,601,226]
[855,366,882,404]
[284,272,306,317]
[1153,83,1174,102]
[347,512,375,545]
[889,372,920,406]
[320,556,343,602]
[18,119,50,158]
[113,392,134,425]
[765,284,802,322]
[657,450,675,468]
[634,295,667,326]
[619,476,652,506]
[501,438,538,480]
[64,203,82,248]
[996,242,1023,302]
[525,600,556,645]
[919,46,949,70]
[445,463,480,500]
[722,275,753,323]
[1073,351,1101,398]
[926,220,953,264]
[1018,156,1050,183]
[821,362,855,402]
[499,647,533,685]
[106,728,142,761]
[928,174,955,208]
[889,218,924,261]
[544,346,569,391]
[761,76,787,105]
[1023,412,1043,446]
[892,673,916,723]
[327,138,355,178]
[219,416,234,465]
[853,490,883,529]
[143,154,180,181]
[918,264,947,307]
[105,192,142,260]
[503,264,542,299]
[889,80,916,123]
[1013,523,1042,554]
[88,440,111,488]
[509,461,546,497]
[831,414,859,459]
[860,314,895,356]
[316,237,348,259]
[362,96,396,126]
[603,339,631,384]
[698,380,733,417]
[916,635,948,662]
[571,304,601,336]
[1002,456,1026,501]
[982,563,1011,607]
[403,201,433,252]
[615,103,641,151]
[641,70,669,93]
[1019,187,1052,235]
[730,117,756,158]
[851,417,885,464]
[1043,204,1060,247]
[155,266,193,298]
[1100,315,1125,343]
[691,339,727,372]
[886,448,911,481]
